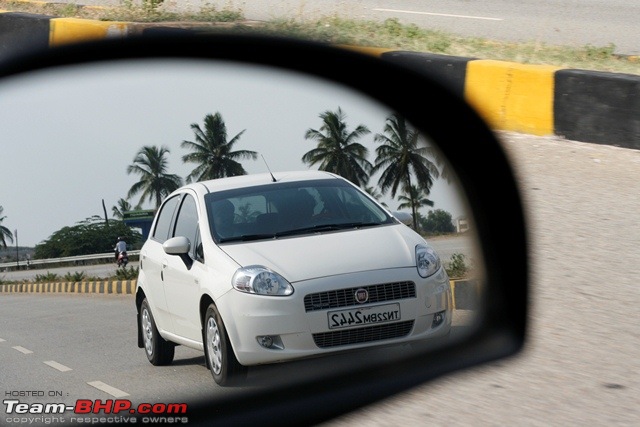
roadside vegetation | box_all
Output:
[0,0,637,75]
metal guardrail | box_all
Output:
[0,251,140,270]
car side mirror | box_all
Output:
[163,236,193,269]
[0,32,528,425]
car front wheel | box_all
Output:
[140,299,175,366]
[204,304,247,386]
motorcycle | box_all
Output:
[116,251,129,268]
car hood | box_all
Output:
[219,224,424,282]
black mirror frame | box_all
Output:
[0,32,528,426]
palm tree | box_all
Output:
[302,107,373,187]
[112,198,135,219]
[127,145,183,209]
[0,206,14,249]
[181,112,258,182]
[396,184,435,232]
[372,113,440,229]
[364,185,388,208]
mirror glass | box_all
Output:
[0,58,484,405]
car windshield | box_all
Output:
[205,178,394,242]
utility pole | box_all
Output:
[14,229,18,270]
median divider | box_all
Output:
[2,278,479,308]
[0,280,137,295]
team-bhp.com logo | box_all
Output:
[4,399,188,424]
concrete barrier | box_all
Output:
[0,279,137,295]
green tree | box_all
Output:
[372,113,440,230]
[181,112,258,182]
[302,107,372,187]
[0,206,14,249]
[34,216,141,259]
[420,209,455,234]
[396,184,434,232]
[127,145,183,209]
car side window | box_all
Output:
[173,194,199,250]
[152,194,181,243]
[193,228,204,263]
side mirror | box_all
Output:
[163,236,193,269]
[163,236,191,255]
[0,32,528,425]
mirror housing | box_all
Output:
[163,236,193,269]
[0,32,528,426]
[163,236,191,255]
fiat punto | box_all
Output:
[135,170,452,385]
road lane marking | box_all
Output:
[0,338,5,342]
[12,346,33,354]
[373,9,503,21]
[87,381,129,398]
[44,360,73,372]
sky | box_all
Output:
[0,58,468,247]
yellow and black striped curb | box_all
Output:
[0,279,479,309]
[1,11,637,148]
[0,280,137,295]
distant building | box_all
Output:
[123,210,156,242]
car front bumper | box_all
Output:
[216,266,452,366]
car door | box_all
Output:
[140,193,182,334]
[162,191,204,342]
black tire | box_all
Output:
[140,299,175,366]
[203,304,247,386]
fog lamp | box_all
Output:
[432,310,446,327]
[257,335,284,350]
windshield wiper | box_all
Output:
[275,222,382,237]
[218,234,276,243]
[218,222,384,242]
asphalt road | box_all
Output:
[0,292,474,422]
[50,0,640,55]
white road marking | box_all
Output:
[12,346,33,354]
[87,381,130,398]
[373,9,503,21]
[0,338,5,342]
[44,360,73,372]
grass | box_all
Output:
[0,0,637,75]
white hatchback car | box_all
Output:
[135,170,452,385]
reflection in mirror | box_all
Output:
[0,59,485,402]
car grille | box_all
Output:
[313,320,414,348]
[304,281,416,312]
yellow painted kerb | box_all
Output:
[50,18,129,46]
[464,60,563,136]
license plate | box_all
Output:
[327,303,401,330]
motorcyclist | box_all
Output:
[114,236,127,262]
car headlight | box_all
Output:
[416,244,441,278]
[232,265,294,296]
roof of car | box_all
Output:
[186,170,344,194]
